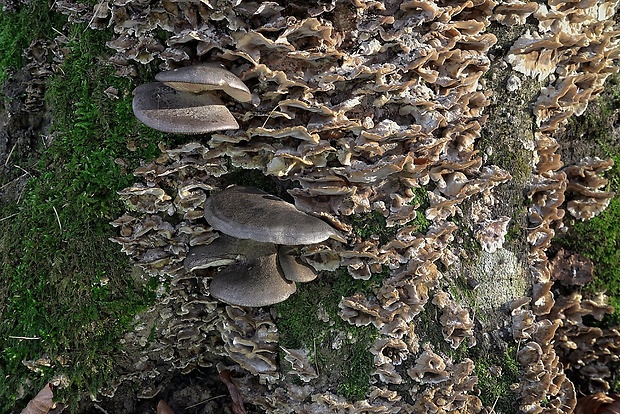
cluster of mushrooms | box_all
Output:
[131,65,343,307]
[185,185,342,306]
[132,63,250,134]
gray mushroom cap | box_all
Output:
[277,246,318,283]
[132,82,239,134]
[155,64,252,102]
[209,241,296,307]
[204,186,341,245]
[184,234,242,272]
[185,235,276,272]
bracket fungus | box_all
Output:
[185,235,298,307]
[277,246,319,283]
[550,248,594,287]
[184,234,241,273]
[209,240,296,308]
[575,393,620,414]
[203,186,342,245]
[97,0,620,408]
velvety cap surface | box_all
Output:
[204,186,338,245]
[155,64,252,102]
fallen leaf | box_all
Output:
[156,400,175,414]
[20,384,54,414]
[575,393,620,414]
[219,369,247,414]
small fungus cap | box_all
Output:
[209,246,296,307]
[204,186,339,245]
[132,82,239,134]
[155,64,252,102]
[277,246,318,282]
[184,234,241,272]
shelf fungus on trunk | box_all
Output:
[132,64,253,134]
[184,234,242,272]
[209,240,296,307]
[185,185,342,306]
[277,246,319,283]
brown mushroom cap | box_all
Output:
[155,64,252,102]
[277,246,318,282]
[209,242,296,307]
[132,82,239,134]
[204,186,340,245]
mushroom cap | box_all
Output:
[209,248,296,307]
[132,82,239,134]
[155,64,252,102]
[184,234,241,272]
[277,246,318,282]
[204,186,339,245]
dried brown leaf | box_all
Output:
[156,400,175,414]
[20,384,53,414]
[219,369,247,414]
[575,393,620,414]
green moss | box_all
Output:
[351,210,397,244]
[350,187,430,244]
[415,304,445,346]
[556,157,620,324]
[336,331,377,399]
[0,5,65,87]
[504,204,529,245]
[0,16,167,413]
[551,73,620,326]
[564,77,620,147]
[418,296,519,412]
[450,216,482,260]
[475,347,519,412]
[478,115,534,186]
[276,269,382,400]
[410,186,431,234]
[415,280,519,412]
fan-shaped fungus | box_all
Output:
[208,239,296,307]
